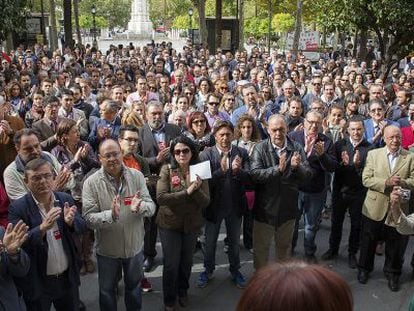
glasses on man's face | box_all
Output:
[370,108,383,113]
[208,102,220,106]
[46,103,59,109]
[174,148,190,156]
[101,151,120,160]
[30,173,54,182]
[185,92,192,96]
[225,98,235,101]
[193,119,206,125]
[105,84,113,88]
[306,119,320,126]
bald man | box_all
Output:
[82,139,156,310]
[358,125,414,291]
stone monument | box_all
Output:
[127,0,153,38]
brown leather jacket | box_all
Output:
[156,164,210,233]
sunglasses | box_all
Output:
[193,119,206,125]
[208,102,220,106]
[174,148,191,155]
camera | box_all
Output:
[398,187,411,203]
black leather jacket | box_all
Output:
[250,137,313,227]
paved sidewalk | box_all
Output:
[78,215,414,311]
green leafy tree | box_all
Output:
[272,13,294,33]
[0,0,30,42]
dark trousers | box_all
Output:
[144,206,158,259]
[25,272,79,311]
[159,228,197,306]
[329,191,365,254]
[242,209,253,249]
[204,211,242,275]
[358,215,409,275]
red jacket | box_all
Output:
[401,126,414,150]
[0,182,9,228]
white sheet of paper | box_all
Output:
[190,161,212,182]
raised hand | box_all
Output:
[40,207,62,232]
[231,155,242,174]
[53,167,71,191]
[341,150,350,166]
[187,175,202,195]
[63,202,77,226]
[1,221,29,255]
[279,152,287,173]
[291,151,301,168]
[112,195,121,220]
[314,141,324,156]
[131,191,142,213]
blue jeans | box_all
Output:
[204,211,242,275]
[159,228,197,306]
[293,191,325,256]
[97,252,143,311]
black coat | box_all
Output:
[333,138,373,194]
[288,130,338,193]
[200,146,251,223]
[250,138,313,228]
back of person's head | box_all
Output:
[237,261,353,311]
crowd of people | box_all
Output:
[0,38,414,311]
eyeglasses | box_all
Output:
[174,148,191,155]
[306,119,320,125]
[105,84,113,87]
[192,119,206,125]
[101,151,121,159]
[185,92,192,95]
[208,102,220,106]
[225,98,235,101]
[46,103,59,108]
[30,173,54,182]
[370,108,383,112]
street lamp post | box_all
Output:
[91,5,98,48]
[188,8,193,46]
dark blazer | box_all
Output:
[363,118,399,148]
[333,138,373,194]
[8,192,86,302]
[0,227,30,311]
[199,145,251,222]
[288,130,338,193]
[32,118,59,152]
[250,138,313,228]
[138,123,182,174]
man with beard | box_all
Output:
[138,101,181,272]
[3,129,73,201]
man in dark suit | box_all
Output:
[363,99,399,149]
[8,158,86,311]
[197,120,251,289]
[32,95,62,152]
[321,118,373,268]
[138,101,181,271]
[289,111,338,262]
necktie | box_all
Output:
[222,152,229,170]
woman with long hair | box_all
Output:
[156,136,210,310]
[51,118,100,275]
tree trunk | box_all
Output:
[358,28,368,61]
[49,0,58,52]
[267,0,271,54]
[73,0,82,45]
[63,0,73,48]
[238,0,244,51]
[292,0,303,59]
[196,0,208,48]
[216,0,222,49]
[353,28,358,57]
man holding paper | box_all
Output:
[197,120,251,289]
[250,114,312,269]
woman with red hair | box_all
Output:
[237,261,353,311]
